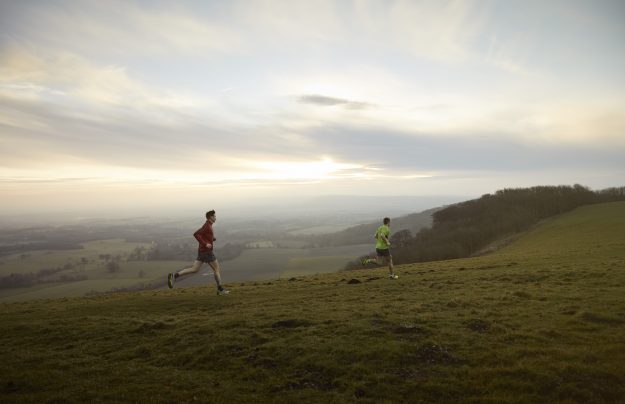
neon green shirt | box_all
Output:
[375,224,390,250]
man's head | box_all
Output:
[383,217,390,225]
[206,210,216,223]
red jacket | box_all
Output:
[193,221,215,252]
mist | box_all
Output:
[0,194,468,228]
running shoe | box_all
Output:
[389,274,399,279]
[217,289,230,296]
[168,272,175,289]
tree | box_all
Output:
[106,261,120,273]
[390,229,412,247]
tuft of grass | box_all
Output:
[1,202,625,402]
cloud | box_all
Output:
[484,34,536,76]
[295,124,625,174]
[0,1,243,58]
[2,44,623,181]
[0,46,251,170]
[0,45,207,112]
[351,0,487,63]
[0,177,100,184]
[298,94,373,110]
[1,0,624,207]
[195,0,489,64]
[231,0,342,45]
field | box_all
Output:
[1,202,624,402]
[0,237,371,301]
[0,239,150,276]
[0,240,186,302]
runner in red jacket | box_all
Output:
[168,210,229,295]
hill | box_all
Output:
[392,185,625,264]
[1,202,624,403]
[309,207,438,247]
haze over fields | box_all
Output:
[1,1,625,221]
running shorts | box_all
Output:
[197,251,217,263]
[376,248,391,257]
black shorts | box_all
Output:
[197,251,217,263]
[376,248,391,257]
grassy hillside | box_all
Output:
[1,202,624,403]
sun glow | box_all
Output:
[0,158,368,188]
[254,158,363,180]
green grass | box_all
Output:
[1,202,625,403]
[282,244,371,277]
[283,256,351,277]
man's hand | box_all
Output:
[206,243,213,249]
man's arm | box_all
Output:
[381,230,391,246]
[194,226,213,248]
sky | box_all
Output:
[1,0,624,218]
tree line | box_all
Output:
[0,266,88,289]
[346,185,625,269]
[1,254,122,289]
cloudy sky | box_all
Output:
[1,0,624,217]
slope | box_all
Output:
[1,202,624,403]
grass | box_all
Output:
[283,256,350,277]
[1,202,625,402]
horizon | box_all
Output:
[0,185,621,229]
[0,193,467,227]
[1,1,624,218]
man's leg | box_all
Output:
[387,256,398,279]
[362,255,382,266]
[387,256,394,274]
[208,260,229,294]
[177,260,204,277]
[169,260,203,288]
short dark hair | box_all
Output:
[383,217,390,225]
[206,210,216,219]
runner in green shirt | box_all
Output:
[362,217,398,279]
